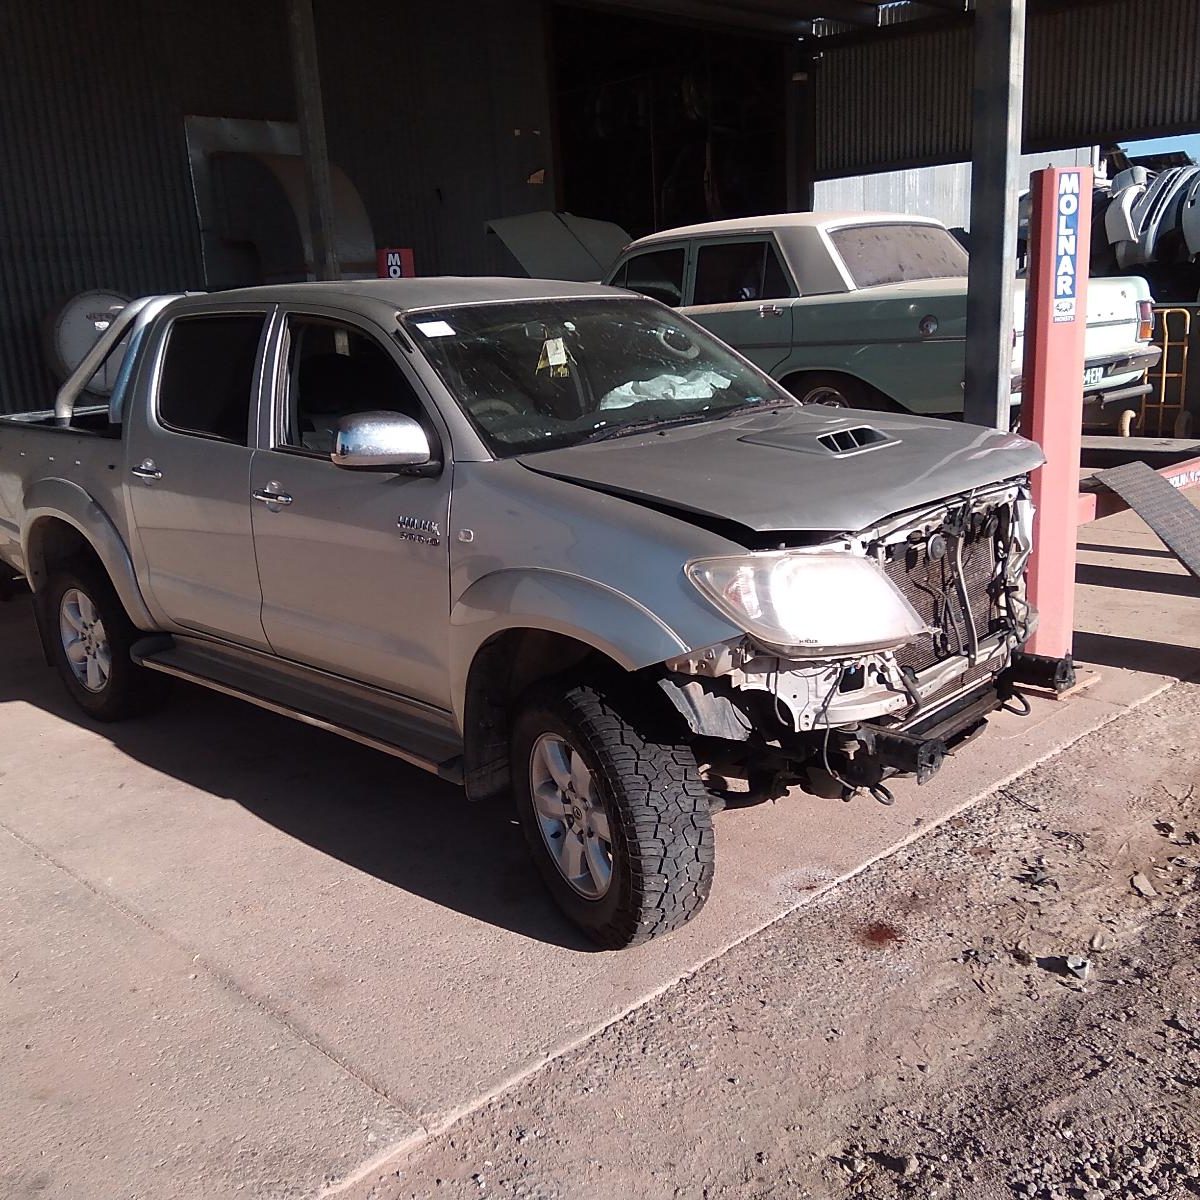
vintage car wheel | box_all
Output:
[46,563,168,721]
[783,371,890,410]
[512,682,714,948]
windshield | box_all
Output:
[829,223,968,288]
[405,298,794,458]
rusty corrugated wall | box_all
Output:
[0,0,552,413]
[0,0,294,413]
[815,0,1200,179]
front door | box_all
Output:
[680,236,795,375]
[248,311,453,709]
[125,308,272,649]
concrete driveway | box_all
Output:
[2,503,1198,1200]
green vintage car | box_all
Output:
[602,212,1160,421]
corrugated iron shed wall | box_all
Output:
[0,0,552,413]
[815,0,1200,178]
[316,1,554,279]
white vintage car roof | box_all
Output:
[625,210,945,248]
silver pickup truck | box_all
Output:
[0,279,1044,947]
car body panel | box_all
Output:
[518,406,1044,535]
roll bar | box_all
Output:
[54,294,186,427]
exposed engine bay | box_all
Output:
[660,479,1036,802]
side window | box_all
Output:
[693,241,792,305]
[280,317,424,454]
[621,248,686,307]
[158,314,266,444]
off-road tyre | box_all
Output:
[512,682,715,948]
[45,561,168,722]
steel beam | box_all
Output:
[786,47,818,211]
[1020,166,1092,666]
[962,0,1026,430]
[286,0,340,281]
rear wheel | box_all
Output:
[512,682,715,948]
[46,562,168,721]
[782,371,896,411]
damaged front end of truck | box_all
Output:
[659,478,1038,804]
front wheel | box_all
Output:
[46,563,168,721]
[512,683,715,948]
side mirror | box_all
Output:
[331,412,437,474]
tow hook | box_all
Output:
[868,782,895,806]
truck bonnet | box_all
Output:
[517,406,1045,536]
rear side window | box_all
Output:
[828,223,969,288]
[693,240,792,305]
[613,248,686,307]
[157,314,266,444]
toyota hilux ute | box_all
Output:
[0,279,1044,948]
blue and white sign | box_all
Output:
[1052,171,1082,323]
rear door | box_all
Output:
[125,306,273,649]
[678,236,796,374]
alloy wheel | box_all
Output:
[59,587,112,694]
[528,732,613,899]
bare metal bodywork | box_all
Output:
[0,277,1044,802]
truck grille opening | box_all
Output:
[882,516,1004,677]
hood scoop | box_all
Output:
[740,421,897,458]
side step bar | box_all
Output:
[131,636,464,784]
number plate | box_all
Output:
[1083,365,1106,388]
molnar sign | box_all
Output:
[1053,171,1082,323]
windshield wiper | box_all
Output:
[581,412,718,443]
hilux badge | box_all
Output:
[396,515,441,546]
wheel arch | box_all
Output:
[21,479,155,630]
[452,569,692,802]
[778,369,905,412]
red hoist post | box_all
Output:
[1017,165,1093,691]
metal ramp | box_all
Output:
[1093,460,1200,583]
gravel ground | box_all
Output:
[359,682,1200,1200]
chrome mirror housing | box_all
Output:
[331,412,435,472]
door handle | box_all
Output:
[251,485,294,507]
[131,460,162,482]
[758,303,785,318]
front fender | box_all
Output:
[449,567,689,726]
[21,478,156,629]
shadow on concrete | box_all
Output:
[1076,542,1174,560]
[0,597,593,952]
[1073,630,1200,681]
[1075,562,1198,598]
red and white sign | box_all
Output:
[376,248,415,279]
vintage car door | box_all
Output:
[247,307,454,710]
[676,236,796,375]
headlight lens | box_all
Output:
[685,550,928,658]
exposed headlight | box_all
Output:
[685,550,928,659]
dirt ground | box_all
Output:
[359,681,1200,1200]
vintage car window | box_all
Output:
[829,223,969,289]
[278,316,425,454]
[693,241,792,305]
[157,313,266,444]
[405,297,794,459]
[612,248,686,307]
